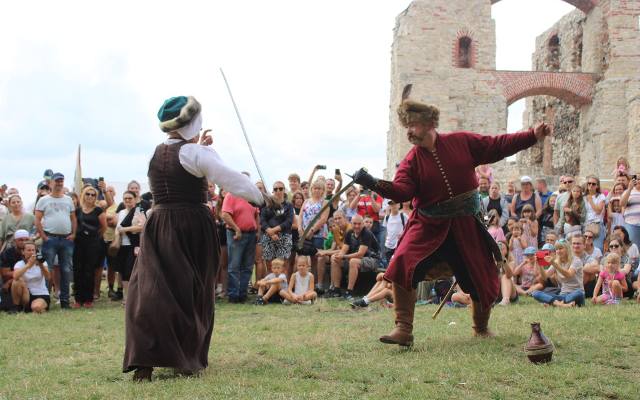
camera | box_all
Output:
[36,252,46,263]
[633,175,637,181]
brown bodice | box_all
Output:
[148,141,207,205]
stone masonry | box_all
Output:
[386,0,640,187]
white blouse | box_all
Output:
[164,139,264,205]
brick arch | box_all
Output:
[490,71,595,107]
[490,0,597,14]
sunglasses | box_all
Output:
[584,235,594,239]
[587,182,598,186]
[273,187,285,192]
[609,244,620,248]
[85,193,97,197]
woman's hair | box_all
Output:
[585,175,601,194]
[521,204,536,221]
[613,225,632,246]
[68,192,80,208]
[271,258,286,269]
[566,186,584,218]
[127,180,140,190]
[292,190,305,204]
[288,173,301,183]
[215,190,226,219]
[543,194,557,212]
[486,209,500,226]
[7,194,21,205]
[310,179,326,197]
[554,238,573,262]
[296,255,311,266]
[80,186,98,208]
[22,240,37,254]
[123,190,137,199]
[612,182,627,194]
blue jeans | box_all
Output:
[593,221,605,253]
[624,222,640,250]
[532,289,585,307]
[42,236,75,304]
[226,230,257,301]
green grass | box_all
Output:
[1,294,639,400]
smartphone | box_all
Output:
[536,250,550,267]
[316,165,326,170]
[335,168,340,176]
[98,177,104,182]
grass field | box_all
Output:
[0,295,639,400]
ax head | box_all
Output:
[401,84,413,101]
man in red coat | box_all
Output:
[353,100,551,346]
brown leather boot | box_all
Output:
[379,283,416,347]
[471,300,495,338]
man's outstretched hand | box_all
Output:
[533,122,552,141]
[352,168,378,190]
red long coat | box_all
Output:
[378,129,538,308]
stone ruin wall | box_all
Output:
[518,3,640,188]
[519,11,587,183]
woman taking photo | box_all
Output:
[531,238,585,307]
[584,176,606,251]
[0,194,35,251]
[621,175,640,247]
[299,179,329,275]
[73,186,106,308]
[12,241,50,313]
[116,191,144,305]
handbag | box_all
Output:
[107,232,121,258]
[585,222,600,238]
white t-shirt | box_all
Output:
[35,194,74,235]
[14,260,49,296]
[585,193,606,223]
[383,213,406,250]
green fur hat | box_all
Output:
[397,100,440,128]
[157,96,201,132]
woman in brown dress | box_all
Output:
[123,96,267,381]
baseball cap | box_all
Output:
[523,246,537,256]
[43,169,54,179]
[541,243,555,251]
[520,176,532,184]
[52,172,65,181]
[37,181,50,190]
[14,230,30,240]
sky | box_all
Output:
[1,0,575,198]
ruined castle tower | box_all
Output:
[387,0,639,184]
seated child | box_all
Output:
[350,272,392,308]
[513,246,544,296]
[592,253,627,305]
[283,255,317,305]
[255,258,288,305]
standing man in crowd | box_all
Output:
[221,185,260,303]
[536,177,553,207]
[554,174,576,230]
[287,173,301,201]
[478,177,490,199]
[34,172,76,309]
[352,98,551,346]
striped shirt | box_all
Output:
[623,189,640,225]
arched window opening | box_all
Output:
[547,35,561,71]
[457,36,473,68]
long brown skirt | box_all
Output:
[123,204,218,373]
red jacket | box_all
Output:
[378,129,537,308]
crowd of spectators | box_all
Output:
[1,157,640,315]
